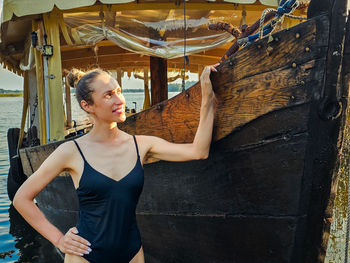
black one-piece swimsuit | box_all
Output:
[73,136,144,263]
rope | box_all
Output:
[240,6,247,26]
[181,0,187,92]
[99,10,107,39]
[247,0,306,44]
[285,14,308,20]
[345,162,350,263]
[29,95,38,129]
[259,9,276,39]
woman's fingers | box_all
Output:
[201,63,220,79]
[57,227,92,256]
[210,63,220,72]
[69,228,91,247]
[65,249,86,257]
[68,239,91,255]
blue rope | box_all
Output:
[247,0,297,44]
[277,0,297,17]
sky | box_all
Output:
[0,67,198,91]
[0,67,23,90]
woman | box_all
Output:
[13,63,218,263]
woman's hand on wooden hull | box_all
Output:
[200,63,219,101]
[140,63,219,163]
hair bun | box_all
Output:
[66,68,85,88]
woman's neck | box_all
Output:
[86,121,121,143]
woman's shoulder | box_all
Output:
[55,140,80,156]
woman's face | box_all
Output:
[84,73,126,123]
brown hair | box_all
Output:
[66,68,106,109]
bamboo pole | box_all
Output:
[18,71,29,149]
[32,20,47,144]
[43,8,65,141]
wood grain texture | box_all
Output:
[137,214,300,263]
[119,16,329,146]
[300,1,349,262]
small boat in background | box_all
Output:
[1,0,349,262]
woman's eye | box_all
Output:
[105,94,112,99]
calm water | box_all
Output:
[0,97,23,262]
[0,92,348,262]
[0,92,179,262]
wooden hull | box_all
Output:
[19,14,349,263]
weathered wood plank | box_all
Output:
[119,16,329,146]
[137,214,300,263]
[298,0,349,262]
[307,0,332,18]
[120,57,325,146]
[216,16,329,85]
[138,129,308,217]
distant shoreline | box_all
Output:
[0,93,23,97]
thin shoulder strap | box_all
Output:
[132,135,140,158]
[73,140,87,162]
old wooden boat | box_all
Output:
[1,0,350,262]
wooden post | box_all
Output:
[65,78,72,128]
[198,65,204,79]
[143,67,151,110]
[307,0,332,19]
[32,20,47,144]
[18,71,29,148]
[117,68,122,90]
[150,56,168,105]
[43,8,65,141]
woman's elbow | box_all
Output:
[194,150,209,160]
[199,152,209,160]
[13,189,30,210]
[13,192,21,209]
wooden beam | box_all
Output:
[62,2,269,14]
[71,62,201,74]
[150,57,168,105]
[143,67,151,110]
[116,68,122,89]
[65,79,72,128]
[43,8,65,141]
[307,0,331,18]
[304,0,348,262]
[61,45,127,60]
[62,53,220,71]
[18,71,29,148]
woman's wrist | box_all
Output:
[201,91,215,104]
[53,233,64,247]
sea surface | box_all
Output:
[0,92,348,262]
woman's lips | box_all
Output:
[113,107,124,114]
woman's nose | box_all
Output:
[113,93,124,103]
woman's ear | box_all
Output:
[81,100,94,114]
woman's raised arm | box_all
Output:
[13,142,91,256]
[141,63,218,162]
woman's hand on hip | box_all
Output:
[57,227,92,256]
